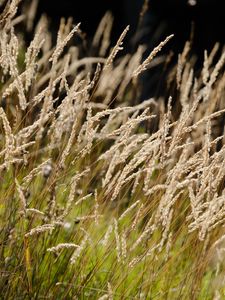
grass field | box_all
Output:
[0,1,225,299]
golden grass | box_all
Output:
[0,1,224,299]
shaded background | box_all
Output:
[33,0,225,99]
[36,0,142,44]
[35,0,225,54]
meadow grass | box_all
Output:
[0,1,225,299]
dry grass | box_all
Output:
[0,1,225,299]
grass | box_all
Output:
[0,0,225,299]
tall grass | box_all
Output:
[0,1,225,299]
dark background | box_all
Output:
[34,0,225,99]
[36,0,225,54]
[36,0,142,44]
